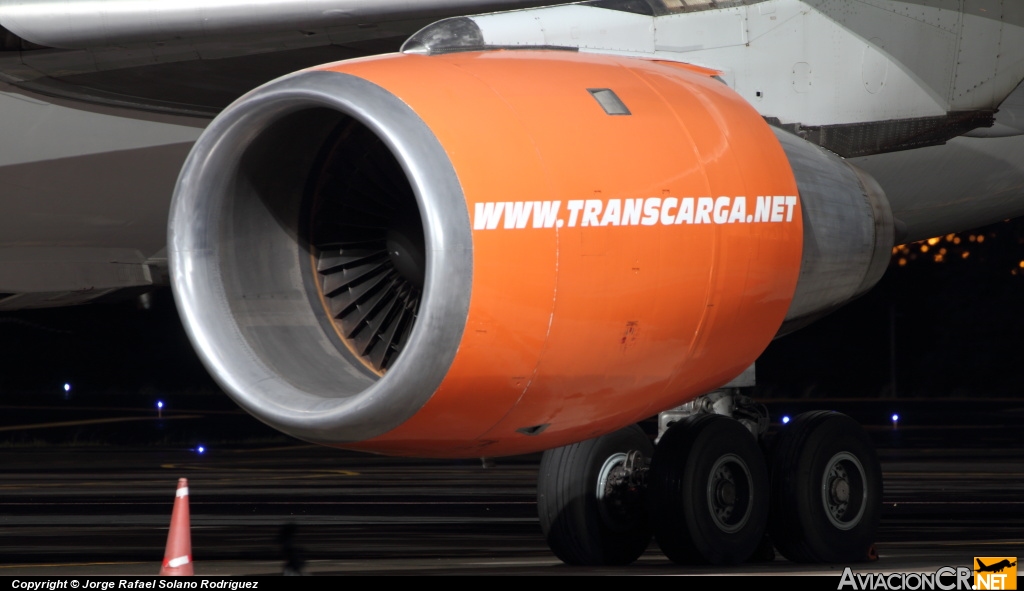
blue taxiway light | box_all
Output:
[781,415,791,424]
[891,414,900,422]
[157,401,164,409]
[197,446,205,454]
[63,383,70,392]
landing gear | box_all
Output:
[647,414,770,564]
[537,425,653,565]
[769,411,881,563]
[536,406,880,567]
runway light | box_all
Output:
[781,415,791,425]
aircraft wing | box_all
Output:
[0,0,557,309]
[0,0,559,115]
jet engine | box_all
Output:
[169,50,893,457]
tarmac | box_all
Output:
[0,398,1021,576]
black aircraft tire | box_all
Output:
[648,414,770,565]
[769,411,882,563]
[537,425,654,565]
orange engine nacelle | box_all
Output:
[169,51,805,457]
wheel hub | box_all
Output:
[706,453,753,533]
[596,450,648,532]
[716,480,737,506]
[831,477,850,503]
[821,451,868,530]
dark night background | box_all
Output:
[1,217,1022,411]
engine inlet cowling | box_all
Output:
[169,70,473,445]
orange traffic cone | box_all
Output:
[160,478,194,576]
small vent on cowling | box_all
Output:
[588,88,631,116]
[308,119,425,374]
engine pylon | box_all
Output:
[160,478,194,576]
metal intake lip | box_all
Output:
[168,69,473,445]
